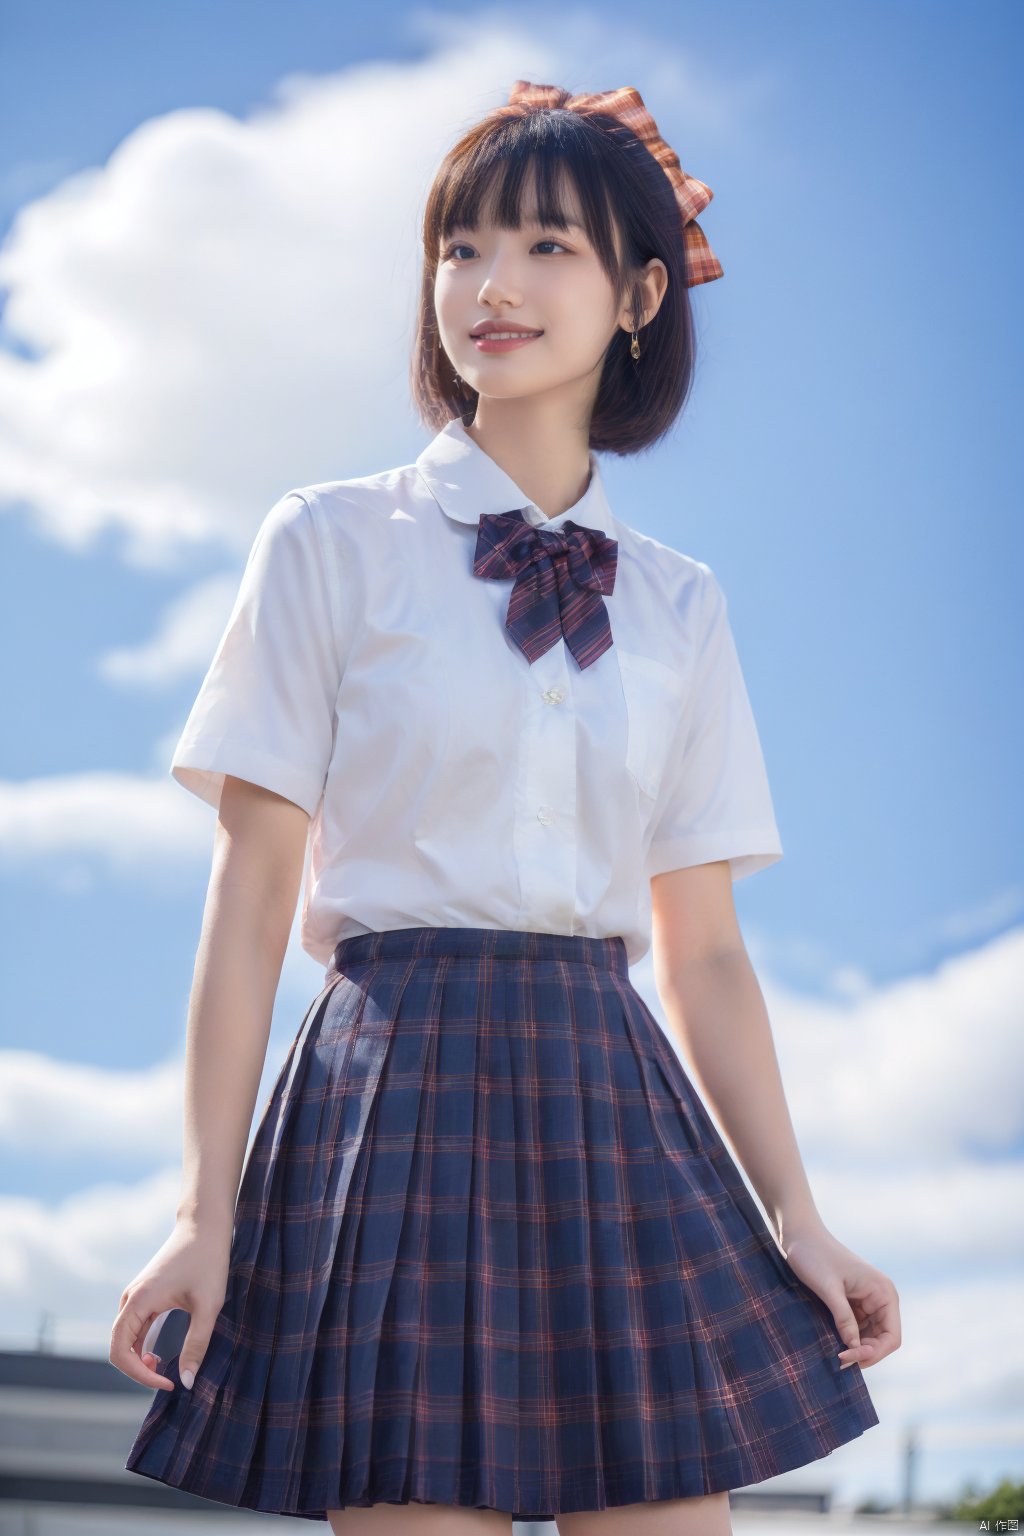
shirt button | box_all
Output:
[542,687,566,705]
[537,805,554,825]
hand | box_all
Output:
[110,1214,233,1392]
[780,1224,901,1371]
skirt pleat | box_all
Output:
[125,925,879,1521]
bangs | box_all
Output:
[430,120,625,291]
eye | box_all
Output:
[441,238,570,262]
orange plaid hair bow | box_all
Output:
[500,81,723,288]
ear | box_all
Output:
[637,257,669,325]
[620,257,669,333]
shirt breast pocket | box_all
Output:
[617,649,686,802]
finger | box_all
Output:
[858,1322,901,1365]
[849,1291,902,1358]
[842,1321,900,1367]
[178,1314,218,1391]
[872,1293,902,1351]
[846,1273,893,1316]
[831,1297,862,1358]
[110,1303,175,1391]
[843,1340,882,1368]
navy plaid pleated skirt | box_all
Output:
[125,925,879,1521]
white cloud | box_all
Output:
[0,17,769,571]
[0,1052,184,1161]
[0,953,330,1350]
[0,16,787,743]
[0,924,328,1161]
[0,31,567,568]
[0,1167,187,1351]
[793,1158,1024,1268]
[0,772,212,870]
[97,570,239,686]
[768,926,1024,1164]
[634,925,1024,1174]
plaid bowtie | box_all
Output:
[472,509,618,670]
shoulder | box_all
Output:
[293,461,423,521]
[612,515,722,631]
[285,462,433,554]
[613,515,708,583]
[239,487,323,575]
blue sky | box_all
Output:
[0,0,1021,1512]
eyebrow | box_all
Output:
[449,217,586,233]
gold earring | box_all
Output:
[630,309,644,360]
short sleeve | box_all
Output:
[646,564,783,881]
[170,490,343,817]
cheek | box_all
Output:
[546,268,615,326]
[433,272,457,322]
[434,277,475,342]
[554,297,617,354]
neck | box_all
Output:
[466,401,592,521]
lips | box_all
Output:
[470,325,544,338]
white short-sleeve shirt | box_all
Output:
[170,417,783,967]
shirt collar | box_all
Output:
[415,416,617,539]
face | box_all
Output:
[433,169,633,408]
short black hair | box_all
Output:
[410,91,701,456]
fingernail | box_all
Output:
[839,1360,854,1370]
[180,1367,194,1389]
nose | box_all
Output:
[476,259,523,311]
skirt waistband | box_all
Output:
[330,925,628,976]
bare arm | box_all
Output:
[111,775,311,1390]
[650,859,823,1249]
[651,859,902,1373]
[176,774,311,1226]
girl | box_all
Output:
[114,81,900,1535]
